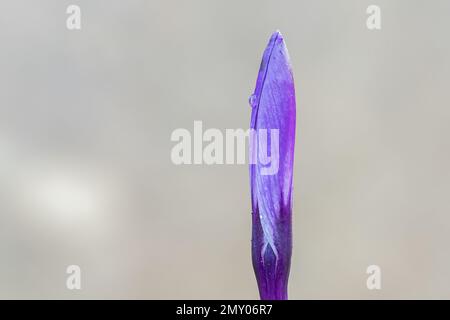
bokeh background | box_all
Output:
[1,0,450,299]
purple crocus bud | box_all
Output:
[249,30,296,300]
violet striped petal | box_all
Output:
[249,30,296,300]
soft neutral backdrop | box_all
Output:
[1,0,449,299]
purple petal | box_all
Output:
[249,30,296,300]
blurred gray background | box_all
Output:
[1,0,449,299]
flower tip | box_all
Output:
[272,29,282,38]
[275,30,289,42]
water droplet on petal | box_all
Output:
[248,94,257,108]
